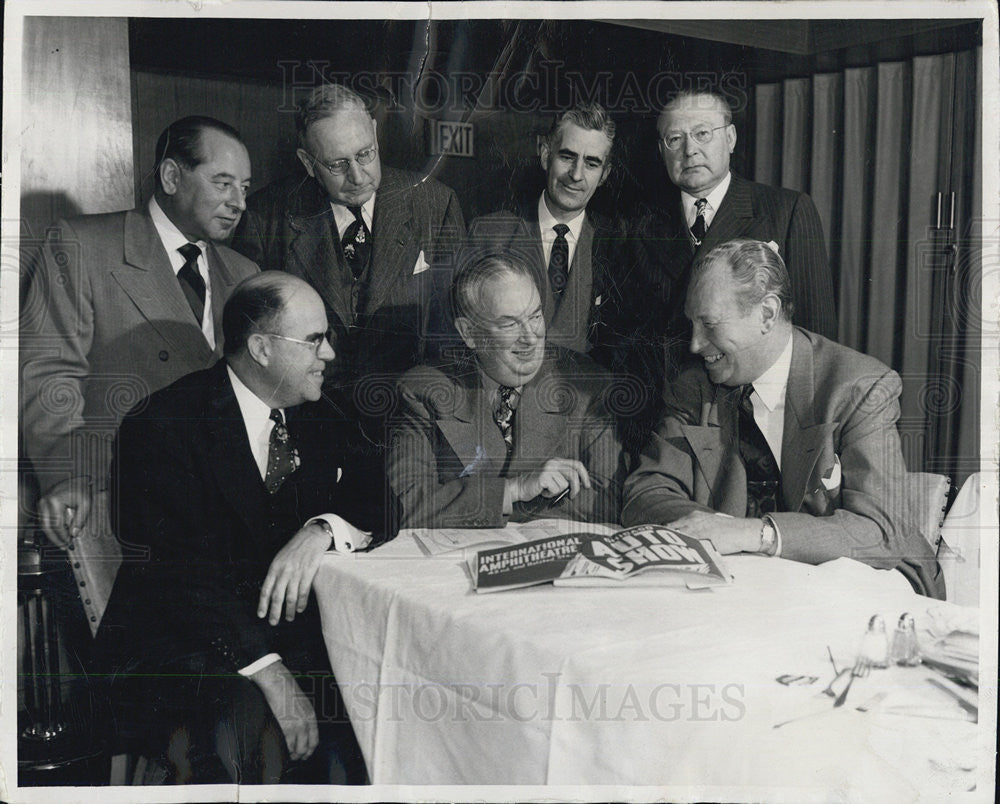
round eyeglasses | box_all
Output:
[661,125,729,152]
[307,144,378,176]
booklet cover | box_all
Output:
[470,524,731,593]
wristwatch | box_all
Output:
[759,515,778,556]
[312,518,335,549]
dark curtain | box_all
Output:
[752,49,981,489]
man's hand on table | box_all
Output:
[258,521,333,625]
[249,660,318,761]
[506,458,591,504]
[38,476,93,549]
[670,511,763,555]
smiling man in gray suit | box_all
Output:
[622,239,943,599]
[21,116,259,548]
[466,102,618,355]
[388,253,627,529]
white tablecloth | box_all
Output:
[314,533,987,799]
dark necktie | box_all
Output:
[341,206,371,280]
[265,410,299,494]
[177,242,206,324]
[690,198,708,244]
[547,223,570,301]
[736,384,782,517]
[493,385,520,455]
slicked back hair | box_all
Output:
[691,239,794,321]
[154,116,243,192]
[546,102,616,150]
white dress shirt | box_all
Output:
[332,194,375,241]
[148,196,215,349]
[538,193,586,270]
[680,171,732,235]
[226,365,360,676]
[748,331,793,470]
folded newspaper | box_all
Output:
[470,524,732,593]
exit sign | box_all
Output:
[427,120,474,158]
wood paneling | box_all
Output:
[20,17,133,234]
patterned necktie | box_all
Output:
[493,385,520,454]
[690,198,708,244]
[177,242,206,324]
[736,384,782,517]
[548,223,570,301]
[341,205,371,280]
[264,409,299,494]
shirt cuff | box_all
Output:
[307,513,372,553]
[239,653,281,677]
[502,480,513,516]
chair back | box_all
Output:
[939,472,987,607]
[64,490,122,636]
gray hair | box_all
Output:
[546,101,616,147]
[659,90,733,126]
[451,253,539,323]
[295,83,371,141]
[691,239,794,321]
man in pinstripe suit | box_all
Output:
[649,89,836,346]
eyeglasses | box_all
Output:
[306,144,379,176]
[263,329,334,355]
[661,125,730,152]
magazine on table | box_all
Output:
[470,524,732,593]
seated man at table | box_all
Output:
[388,253,627,528]
[95,272,399,784]
[621,239,944,598]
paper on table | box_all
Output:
[407,518,618,555]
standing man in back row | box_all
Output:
[465,102,620,355]
[232,83,465,437]
[629,89,836,387]
[21,115,259,549]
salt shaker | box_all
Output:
[890,612,922,666]
[860,614,890,668]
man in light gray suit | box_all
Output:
[21,116,259,549]
[622,239,943,598]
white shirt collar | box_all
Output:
[227,364,281,478]
[331,193,376,238]
[538,192,586,242]
[680,171,732,226]
[751,330,793,412]
[148,196,208,274]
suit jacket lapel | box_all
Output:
[206,242,244,357]
[699,173,753,253]
[114,209,215,363]
[681,385,745,515]
[512,358,568,465]
[780,328,835,510]
[287,204,354,327]
[366,171,414,316]
[205,366,272,538]
[550,215,594,344]
[436,368,508,468]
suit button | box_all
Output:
[158,350,169,361]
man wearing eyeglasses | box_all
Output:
[96,272,399,784]
[232,83,465,438]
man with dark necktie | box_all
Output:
[387,253,627,529]
[21,115,259,550]
[95,272,399,783]
[465,102,619,355]
[622,239,943,599]
[232,82,465,437]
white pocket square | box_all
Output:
[820,455,842,491]
[412,249,429,275]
